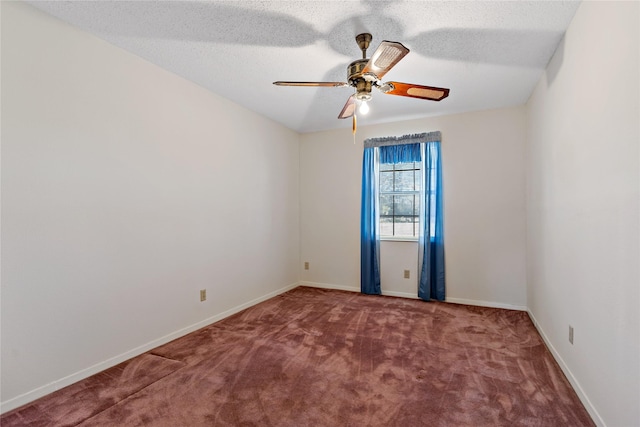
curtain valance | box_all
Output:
[363,131,441,148]
[379,143,421,164]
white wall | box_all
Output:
[380,241,420,298]
[525,2,639,426]
[300,106,528,309]
[1,1,300,410]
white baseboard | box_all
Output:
[300,281,417,300]
[527,310,605,427]
[300,281,360,293]
[300,281,526,309]
[0,281,300,414]
[446,297,527,311]
[300,281,420,300]
[381,290,421,299]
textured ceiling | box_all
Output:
[26,1,581,133]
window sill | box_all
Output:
[380,237,419,243]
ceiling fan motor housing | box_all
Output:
[348,59,375,101]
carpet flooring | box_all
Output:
[1,286,594,426]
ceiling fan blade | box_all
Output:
[273,81,349,87]
[338,95,356,119]
[362,41,410,80]
[380,82,450,101]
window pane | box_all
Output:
[380,163,394,171]
[394,194,414,216]
[379,194,393,216]
[394,170,415,191]
[380,217,393,236]
[415,168,422,191]
[380,171,394,192]
[394,216,418,237]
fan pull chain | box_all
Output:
[352,114,357,143]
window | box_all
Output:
[379,161,421,239]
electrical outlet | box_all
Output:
[200,289,206,302]
[304,262,309,270]
[404,270,410,279]
[569,325,574,344]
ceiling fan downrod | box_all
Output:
[356,33,372,59]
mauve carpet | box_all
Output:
[2,286,594,426]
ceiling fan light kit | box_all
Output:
[273,32,450,124]
[358,100,370,115]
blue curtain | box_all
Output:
[361,147,381,294]
[418,142,445,301]
[362,132,444,300]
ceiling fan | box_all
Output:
[273,33,450,127]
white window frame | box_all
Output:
[378,160,421,242]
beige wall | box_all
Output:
[300,106,528,310]
[1,1,300,410]
[525,2,639,426]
